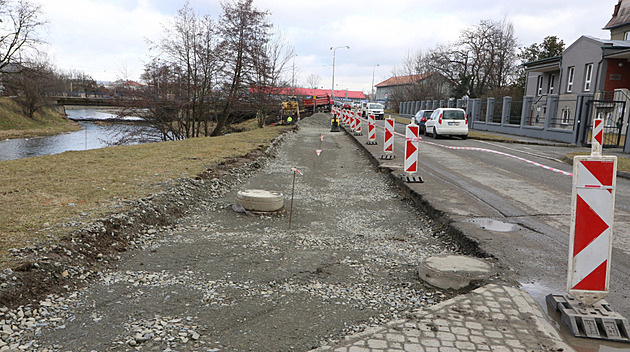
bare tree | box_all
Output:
[422,19,518,98]
[2,56,63,117]
[137,2,220,140]
[212,0,271,136]
[305,73,320,89]
[138,0,282,140]
[0,0,46,72]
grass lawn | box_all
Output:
[0,120,292,266]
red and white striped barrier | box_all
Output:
[567,118,617,306]
[367,113,376,143]
[384,117,395,154]
[592,118,603,155]
[355,111,362,134]
[350,111,356,131]
[404,124,420,174]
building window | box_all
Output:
[548,74,555,94]
[625,31,630,40]
[584,63,593,91]
[561,109,570,125]
[536,76,544,96]
[567,66,575,93]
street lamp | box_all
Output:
[330,46,349,107]
[371,64,379,102]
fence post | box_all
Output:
[420,101,426,110]
[502,97,512,125]
[470,98,481,128]
[433,100,438,110]
[545,94,559,130]
[521,96,533,127]
[399,102,402,114]
[448,98,455,108]
[486,98,495,123]
[415,101,421,114]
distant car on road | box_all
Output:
[413,110,434,134]
[342,102,352,110]
[362,103,385,119]
[424,108,468,139]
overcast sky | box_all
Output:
[40,0,615,92]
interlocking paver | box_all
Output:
[309,284,575,352]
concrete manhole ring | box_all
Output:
[418,255,494,290]
[236,189,284,212]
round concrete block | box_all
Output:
[236,189,284,212]
[418,255,493,290]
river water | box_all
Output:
[0,108,160,162]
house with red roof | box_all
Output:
[374,72,453,104]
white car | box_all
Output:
[362,102,385,120]
[424,108,468,139]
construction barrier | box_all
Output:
[404,123,420,174]
[350,111,356,131]
[592,118,603,155]
[568,117,617,306]
[355,111,362,135]
[367,113,377,144]
[384,117,395,154]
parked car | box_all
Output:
[362,103,385,119]
[342,102,352,110]
[424,108,468,139]
[413,110,434,134]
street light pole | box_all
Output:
[371,64,379,102]
[330,45,349,107]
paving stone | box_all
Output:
[367,339,387,349]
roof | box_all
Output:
[375,73,433,88]
[604,0,630,30]
[522,56,562,73]
[250,86,366,99]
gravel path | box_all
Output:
[3,113,464,351]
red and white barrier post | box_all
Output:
[354,110,363,135]
[567,117,617,306]
[366,113,377,145]
[403,122,423,183]
[380,117,395,160]
[350,111,356,131]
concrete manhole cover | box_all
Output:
[236,189,284,212]
[418,255,494,290]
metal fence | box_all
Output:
[508,100,523,125]
[492,100,502,123]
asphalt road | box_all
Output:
[356,117,630,319]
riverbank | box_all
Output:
[0,97,81,140]
[0,120,293,272]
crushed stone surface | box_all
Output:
[1,114,465,351]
